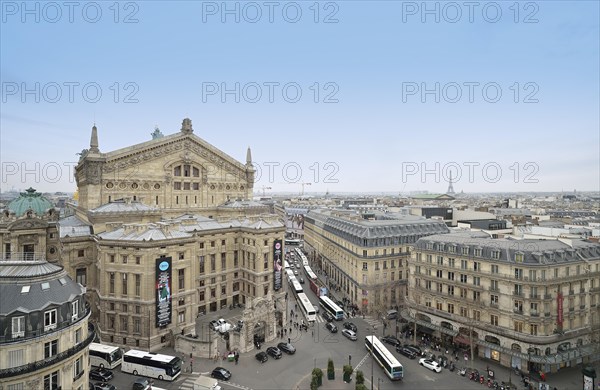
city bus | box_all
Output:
[286,269,295,282]
[121,349,182,381]
[297,292,317,322]
[304,265,317,280]
[290,278,303,294]
[89,343,123,369]
[365,335,404,380]
[284,260,290,270]
[319,295,344,320]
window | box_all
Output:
[514,300,523,313]
[473,291,480,302]
[121,316,128,332]
[122,255,128,264]
[199,256,205,273]
[110,254,115,263]
[490,279,499,291]
[135,274,141,296]
[375,262,379,271]
[436,270,443,278]
[514,321,523,333]
[515,268,523,280]
[460,307,468,317]
[222,253,227,270]
[72,300,79,320]
[462,247,469,255]
[44,371,59,390]
[75,327,82,344]
[76,268,87,286]
[178,311,186,324]
[447,303,454,314]
[460,259,467,269]
[122,304,128,313]
[134,319,141,334]
[179,269,185,290]
[211,288,216,298]
[136,256,141,264]
[78,249,84,257]
[473,261,480,271]
[73,356,84,380]
[210,254,216,271]
[7,349,24,368]
[490,294,499,305]
[472,276,480,286]
[447,285,454,296]
[12,316,25,338]
[264,285,269,296]
[515,252,524,263]
[362,262,367,271]
[234,251,239,267]
[460,274,467,283]
[491,264,498,274]
[199,291,205,301]
[447,271,455,281]
[491,250,500,259]
[474,248,482,257]
[44,309,57,331]
[109,272,115,294]
[530,324,538,336]
[490,315,498,326]
[437,256,443,265]
[122,273,128,295]
[448,258,455,267]
[44,340,58,358]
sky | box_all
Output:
[1,0,599,195]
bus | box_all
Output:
[297,292,317,322]
[89,343,123,369]
[365,335,403,380]
[290,278,303,294]
[284,260,290,270]
[121,349,182,381]
[319,295,344,320]
[304,265,318,280]
[286,269,295,282]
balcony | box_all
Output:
[544,312,551,317]
[513,291,524,297]
[530,294,540,299]
[513,308,524,315]
[0,323,96,379]
[0,252,47,262]
[530,310,539,317]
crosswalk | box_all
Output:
[178,375,253,390]
[361,316,382,329]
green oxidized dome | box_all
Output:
[7,187,54,217]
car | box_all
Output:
[277,342,296,354]
[299,277,305,284]
[405,344,423,356]
[325,322,338,333]
[255,351,268,363]
[381,336,402,347]
[131,378,150,390]
[313,304,320,313]
[211,367,232,381]
[266,346,282,359]
[322,311,334,322]
[419,358,442,373]
[209,319,220,331]
[396,346,417,359]
[93,383,117,390]
[89,368,113,382]
[341,329,357,340]
[343,322,357,332]
[293,270,299,275]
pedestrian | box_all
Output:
[284,328,287,335]
[235,352,239,365]
[312,329,314,337]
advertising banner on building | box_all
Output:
[273,239,283,291]
[155,257,172,327]
[557,292,563,327]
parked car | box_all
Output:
[277,342,296,354]
[342,329,357,340]
[255,351,268,363]
[381,336,402,347]
[405,344,423,356]
[343,322,357,332]
[93,383,117,390]
[322,311,334,322]
[293,270,299,275]
[299,277,305,284]
[419,358,442,373]
[214,318,232,333]
[89,369,113,382]
[211,367,232,380]
[313,304,320,313]
[396,346,417,359]
[325,322,338,333]
[266,346,282,359]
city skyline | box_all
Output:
[2,1,599,194]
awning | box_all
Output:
[417,326,435,335]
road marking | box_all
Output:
[353,353,370,373]
[423,374,436,381]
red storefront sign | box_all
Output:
[557,292,563,327]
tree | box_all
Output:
[356,370,365,385]
[343,364,353,383]
[327,358,335,380]
[355,385,368,390]
[312,367,323,387]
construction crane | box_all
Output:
[300,182,311,196]
[261,186,272,196]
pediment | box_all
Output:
[102,135,248,177]
[8,218,49,231]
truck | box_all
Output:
[309,278,328,297]
[193,375,221,390]
[215,318,232,334]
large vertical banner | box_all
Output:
[156,257,172,327]
[273,239,283,291]
[557,292,563,328]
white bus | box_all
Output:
[286,269,295,282]
[365,335,403,380]
[297,292,317,322]
[284,260,290,269]
[121,349,182,381]
[89,343,123,369]
[290,278,303,294]
[319,295,344,320]
[304,265,318,280]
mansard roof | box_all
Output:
[90,199,160,213]
[58,215,93,238]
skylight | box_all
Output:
[58,278,66,286]
[21,285,30,293]
[41,282,50,290]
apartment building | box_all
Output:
[406,231,600,373]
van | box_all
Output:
[386,310,398,320]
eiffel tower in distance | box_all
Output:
[446,171,456,195]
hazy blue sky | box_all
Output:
[1,1,598,195]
